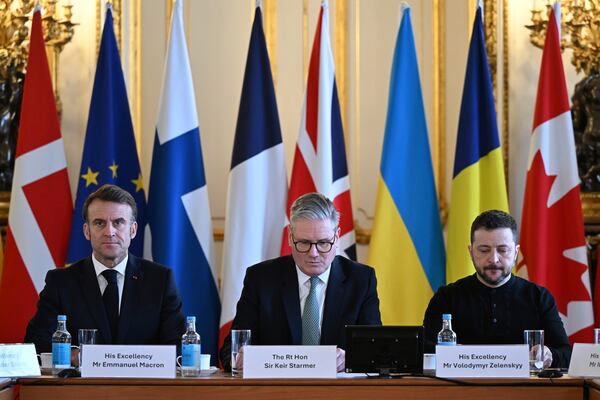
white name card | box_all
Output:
[243,345,336,378]
[436,345,529,378]
[0,344,40,377]
[80,345,176,378]
[568,343,600,377]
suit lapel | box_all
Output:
[321,256,346,344]
[117,254,142,342]
[78,258,112,343]
[281,257,302,345]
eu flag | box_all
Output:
[66,7,146,263]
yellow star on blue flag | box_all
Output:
[109,161,118,178]
[81,167,99,187]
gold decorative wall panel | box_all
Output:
[434,0,447,221]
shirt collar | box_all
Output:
[295,263,332,287]
[92,254,128,278]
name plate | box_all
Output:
[568,343,600,377]
[80,345,176,378]
[243,345,336,378]
[436,345,529,378]
[0,344,40,377]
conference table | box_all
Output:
[0,379,12,400]
[589,379,600,399]
[18,372,586,400]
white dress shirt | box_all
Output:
[296,265,331,329]
[92,254,128,314]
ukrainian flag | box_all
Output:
[368,6,445,325]
[446,7,508,284]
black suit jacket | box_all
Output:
[219,255,381,369]
[25,254,186,353]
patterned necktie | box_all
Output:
[102,269,119,342]
[302,276,321,345]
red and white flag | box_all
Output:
[517,4,593,343]
[0,8,72,343]
[281,1,356,259]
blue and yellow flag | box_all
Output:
[368,6,445,325]
[446,7,508,283]
[66,7,146,263]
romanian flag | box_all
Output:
[368,5,445,325]
[446,6,508,283]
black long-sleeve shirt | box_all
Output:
[423,274,571,368]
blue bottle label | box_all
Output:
[437,342,456,346]
[52,343,70,367]
[181,344,201,367]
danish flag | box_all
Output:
[517,4,593,343]
[0,9,73,343]
[281,2,356,259]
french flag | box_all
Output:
[219,6,288,351]
[147,0,220,361]
[282,1,356,259]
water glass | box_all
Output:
[524,329,544,374]
[594,328,600,344]
[231,329,251,377]
[77,329,97,368]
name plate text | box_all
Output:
[568,343,600,377]
[436,345,529,378]
[80,344,176,378]
[243,345,336,378]
[0,344,40,377]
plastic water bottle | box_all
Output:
[52,314,71,373]
[181,316,201,377]
[437,313,457,345]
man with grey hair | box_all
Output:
[219,193,381,372]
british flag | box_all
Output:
[281,1,356,260]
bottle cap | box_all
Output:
[57,315,67,321]
[442,313,452,320]
[186,316,196,323]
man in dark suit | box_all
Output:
[219,193,381,372]
[25,184,185,353]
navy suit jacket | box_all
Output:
[219,255,381,369]
[25,254,186,353]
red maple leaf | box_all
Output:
[519,152,590,317]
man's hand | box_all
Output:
[336,348,345,372]
[530,344,553,369]
[542,345,553,369]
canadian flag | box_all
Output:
[281,2,356,259]
[517,4,593,343]
[0,8,73,343]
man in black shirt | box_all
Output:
[423,210,571,368]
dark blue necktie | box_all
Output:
[102,269,119,342]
